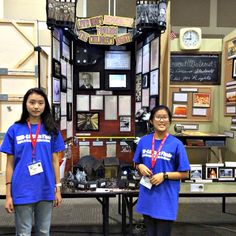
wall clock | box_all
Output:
[179,27,202,50]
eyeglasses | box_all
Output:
[154,116,169,121]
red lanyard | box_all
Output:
[27,120,41,160]
[151,133,169,170]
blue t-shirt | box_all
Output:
[0,122,65,205]
[133,133,190,220]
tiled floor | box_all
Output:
[1,197,236,235]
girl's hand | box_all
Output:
[54,189,62,208]
[138,164,152,177]
[150,173,164,186]
[5,196,14,213]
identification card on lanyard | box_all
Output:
[151,133,169,170]
[27,120,44,175]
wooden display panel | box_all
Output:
[224,38,236,116]
[169,86,213,122]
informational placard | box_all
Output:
[170,54,220,85]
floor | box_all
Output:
[1,197,236,235]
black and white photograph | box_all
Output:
[52,105,60,123]
[76,112,99,131]
[61,75,67,93]
[79,72,100,89]
[142,43,150,74]
[218,168,233,178]
[150,69,159,95]
[135,74,142,102]
[120,116,131,132]
[52,59,61,78]
[52,77,60,103]
[190,164,202,180]
[142,74,149,88]
[232,58,236,78]
[67,103,72,121]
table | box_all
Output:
[62,190,117,236]
[175,132,227,163]
[121,182,236,236]
[0,176,116,236]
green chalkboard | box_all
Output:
[170,54,221,85]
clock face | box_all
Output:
[182,30,200,47]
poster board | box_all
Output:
[169,86,213,121]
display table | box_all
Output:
[121,182,236,235]
[175,132,227,162]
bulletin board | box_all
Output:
[224,37,236,117]
[169,86,213,122]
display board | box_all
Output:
[169,86,213,122]
[170,54,221,85]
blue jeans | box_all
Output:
[14,201,53,236]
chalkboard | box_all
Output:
[170,54,220,85]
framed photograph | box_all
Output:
[52,59,61,79]
[62,42,70,61]
[142,74,149,88]
[120,116,131,132]
[61,59,67,76]
[67,103,72,121]
[52,37,60,61]
[67,62,72,89]
[118,95,131,116]
[150,69,159,95]
[90,95,103,110]
[76,112,99,131]
[192,108,207,116]
[52,77,60,104]
[172,104,187,118]
[232,58,236,78]
[142,88,150,107]
[136,48,142,74]
[61,76,67,93]
[226,106,236,114]
[67,88,72,103]
[79,72,100,90]
[226,90,236,104]
[60,93,67,116]
[76,95,90,111]
[173,92,188,103]
[135,74,142,102]
[107,73,129,90]
[218,168,233,178]
[150,37,159,71]
[105,51,131,70]
[142,43,150,74]
[193,93,211,107]
[38,48,48,94]
[149,95,158,110]
[52,105,60,123]
[104,95,117,120]
[190,164,202,180]
[206,166,218,179]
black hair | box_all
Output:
[16,87,58,136]
[149,105,172,127]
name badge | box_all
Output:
[140,176,152,189]
[28,161,44,176]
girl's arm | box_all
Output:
[52,152,62,207]
[5,155,14,213]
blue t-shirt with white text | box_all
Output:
[133,133,190,220]
[0,122,65,205]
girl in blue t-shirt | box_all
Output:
[133,105,190,236]
[0,87,65,236]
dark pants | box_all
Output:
[143,215,173,236]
